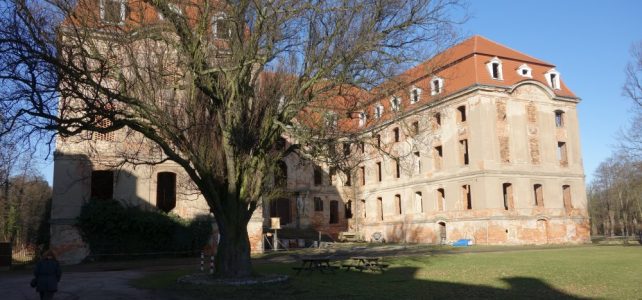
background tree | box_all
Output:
[0,0,465,277]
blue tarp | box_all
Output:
[453,239,472,247]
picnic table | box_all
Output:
[342,256,389,272]
[293,257,338,274]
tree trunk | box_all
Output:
[214,213,253,278]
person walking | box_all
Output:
[33,250,62,300]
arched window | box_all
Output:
[157,172,177,213]
[486,57,503,80]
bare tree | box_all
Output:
[0,0,465,277]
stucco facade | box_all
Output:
[51,35,590,264]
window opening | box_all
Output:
[91,170,114,200]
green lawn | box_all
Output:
[132,245,642,299]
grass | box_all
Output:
[132,245,642,300]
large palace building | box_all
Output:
[51,34,590,264]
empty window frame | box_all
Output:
[360,142,365,153]
[360,166,366,185]
[212,13,231,39]
[345,171,352,186]
[502,183,513,210]
[412,121,420,135]
[562,185,572,211]
[555,110,565,128]
[546,69,561,90]
[270,198,291,225]
[414,151,421,174]
[487,57,503,80]
[360,199,366,219]
[457,105,467,123]
[377,197,384,221]
[314,197,324,211]
[391,96,401,111]
[395,194,402,215]
[91,170,114,200]
[100,0,126,24]
[329,200,339,224]
[156,172,177,213]
[393,127,400,142]
[557,141,568,166]
[376,134,381,148]
[276,161,288,187]
[437,188,445,211]
[345,200,353,219]
[460,139,469,165]
[410,88,421,104]
[433,145,443,170]
[431,77,444,95]
[462,184,472,210]
[415,191,423,213]
[533,184,544,207]
[374,104,384,118]
[376,162,382,182]
[343,143,351,156]
[313,165,323,186]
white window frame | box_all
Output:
[517,64,532,78]
[410,86,422,104]
[390,96,401,112]
[358,111,367,127]
[486,57,503,80]
[374,104,384,119]
[212,13,231,39]
[100,0,126,25]
[430,76,444,96]
[545,68,561,90]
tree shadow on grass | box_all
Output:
[163,264,587,300]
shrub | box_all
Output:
[76,200,212,259]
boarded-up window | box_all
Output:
[500,136,510,163]
[415,192,423,213]
[434,145,443,170]
[502,183,513,210]
[457,105,467,123]
[534,184,544,207]
[345,201,353,219]
[557,142,568,166]
[91,170,113,200]
[394,159,401,178]
[562,185,572,211]
[432,112,441,129]
[395,194,402,215]
[156,172,177,213]
[377,197,383,221]
[460,139,469,165]
[437,188,445,211]
[376,162,382,181]
[313,165,323,186]
[462,184,472,210]
[314,197,323,211]
[270,198,291,225]
[330,200,339,224]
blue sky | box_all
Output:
[36,0,642,185]
[459,0,642,183]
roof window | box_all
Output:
[545,69,561,90]
[374,104,384,119]
[486,57,503,80]
[390,96,401,111]
[410,87,421,104]
[100,0,126,25]
[517,64,532,78]
[431,76,444,95]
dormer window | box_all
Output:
[100,0,126,25]
[517,64,532,78]
[213,13,231,39]
[545,69,561,90]
[358,112,367,127]
[390,96,401,111]
[486,57,503,80]
[374,104,384,119]
[431,77,444,95]
[410,87,421,104]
